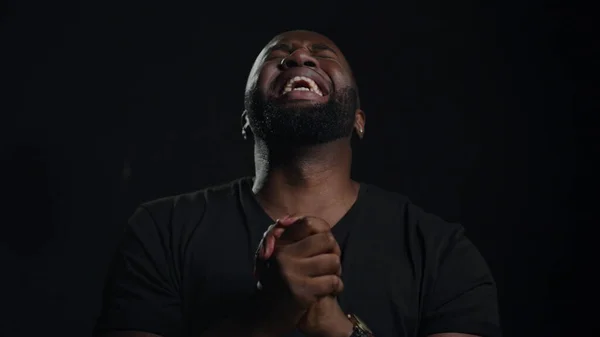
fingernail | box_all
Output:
[272,227,285,239]
[280,216,302,226]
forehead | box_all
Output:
[246,31,353,92]
[267,31,339,49]
[263,31,348,62]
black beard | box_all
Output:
[244,87,358,146]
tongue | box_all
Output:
[293,80,311,89]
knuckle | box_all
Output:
[296,278,314,304]
[338,278,345,292]
[324,253,337,265]
[324,254,340,274]
[331,254,341,266]
[275,253,290,270]
[325,232,336,245]
[306,216,329,232]
[330,275,340,291]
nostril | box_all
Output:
[304,60,316,67]
[284,59,299,68]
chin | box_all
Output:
[277,98,328,107]
[273,94,331,107]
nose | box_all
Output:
[280,48,319,69]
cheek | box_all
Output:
[331,75,352,92]
[256,66,279,94]
[245,71,260,93]
[245,54,278,94]
[326,67,353,92]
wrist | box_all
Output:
[310,311,353,337]
[327,317,354,337]
[346,314,374,337]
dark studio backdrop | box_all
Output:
[1,1,586,337]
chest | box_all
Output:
[180,221,424,337]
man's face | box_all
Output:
[244,30,359,146]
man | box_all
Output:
[94,30,501,337]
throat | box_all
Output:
[251,138,357,226]
[252,176,360,227]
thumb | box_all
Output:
[263,218,293,259]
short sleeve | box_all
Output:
[420,227,502,337]
[94,206,182,337]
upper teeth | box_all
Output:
[282,76,323,96]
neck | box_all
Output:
[252,138,358,222]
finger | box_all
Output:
[296,254,341,277]
[281,232,339,257]
[331,236,341,257]
[277,215,297,226]
[260,218,293,259]
[280,216,331,242]
[299,275,344,299]
[264,234,276,259]
[257,224,275,260]
[271,217,295,236]
[331,277,344,296]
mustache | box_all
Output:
[244,86,358,111]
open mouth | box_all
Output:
[281,76,324,97]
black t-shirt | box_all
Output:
[94,177,501,337]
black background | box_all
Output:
[1,1,588,336]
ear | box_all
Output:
[354,109,366,139]
[241,110,249,128]
[241,110,251,140]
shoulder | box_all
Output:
[362,183,464,246]
[126,177,248,237]
[141,178,244,217]
[362,183,493,283]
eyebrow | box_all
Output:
[267,42,337,55]
[268,43,293,53]
[310,43,337,55]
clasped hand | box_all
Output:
[254,216,353,337]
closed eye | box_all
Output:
[315,53,335,59]
[265,53,287,61]
[310,43,337,58]
[269,43,292,53]
[265,44,292,60]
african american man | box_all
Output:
[94,30,501,337]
